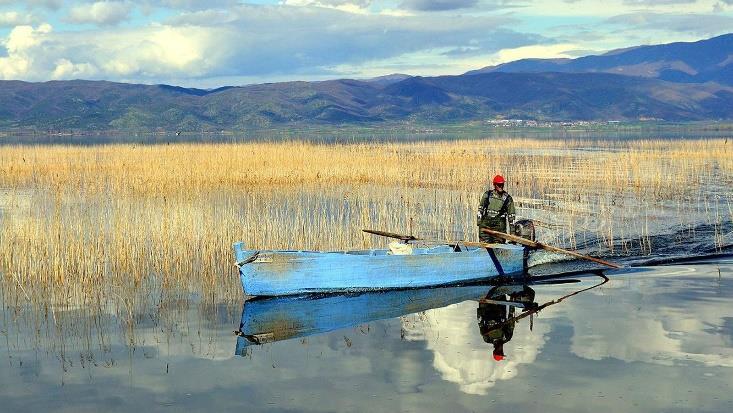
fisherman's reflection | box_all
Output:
[477,285,536,361]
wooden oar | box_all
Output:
[363,228,621,269]
[362,229,418,242]
[362,229,494,249]
[481,228,621,269]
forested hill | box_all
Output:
[466,33,733,86]
[1,33,732,130]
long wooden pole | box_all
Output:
[480,228,621,269]
[362,228,621,269]
[362,229,417,242]
[362,228,492,249]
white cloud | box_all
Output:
[487,43,579,65]
[0,0,65,10]
[99,25,224,75]
[0,11,39,27]
[561,268,733,368]
[244,0,376,15]
[0,22,229,81]
[0,23,52,79]
[5,23,51,51]
[51,57,98,78]
[66,1,133,26]
[403,300,549,395]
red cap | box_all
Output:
[493,353,505,361]
[493,175,505,185]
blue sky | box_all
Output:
[0,0,730,87]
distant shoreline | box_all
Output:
[1,121,732,141]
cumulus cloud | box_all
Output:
[0,0,65,10]
[51,58,98,78]
[0,22,229,81]
[0,11,39,27]
[282,0,374,13]
[403,300,549,395]
[566,270,733,369]
[484,42,579,63]
[66,1,134,26]
[0,24,51,79]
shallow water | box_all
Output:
[2,127,732,146]
[2,259,732,412]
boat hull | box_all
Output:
[233,242,527,296]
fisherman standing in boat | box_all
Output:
[477,175,515,243]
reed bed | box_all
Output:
[2,139,731,196]
[1,138,732,310]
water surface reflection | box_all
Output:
[1,262,732,412]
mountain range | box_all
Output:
[1,33,731,131]
[466,33,733,86]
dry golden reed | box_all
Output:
[0,138,731,306]
[2,139,731,195]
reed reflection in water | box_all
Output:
[1,264,732,413]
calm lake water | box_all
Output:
[3,126,732,146]
[2,259,732,412]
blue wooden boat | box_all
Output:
[235,284,497,355]
[232,241,528,296]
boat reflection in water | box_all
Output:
[235,274,608,356]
